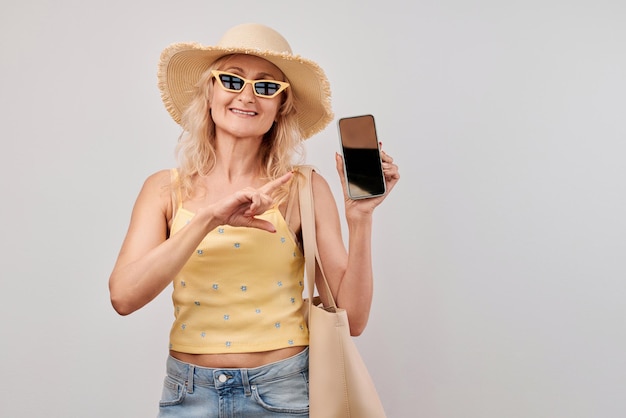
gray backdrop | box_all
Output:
[1,0,625,417]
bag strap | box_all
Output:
[297,166,337,309]
[283,173,300,226]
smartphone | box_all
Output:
[338,114,386,199]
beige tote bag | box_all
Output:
[297,166,386,418]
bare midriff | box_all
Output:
[170,345,306,368]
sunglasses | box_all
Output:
[211,70,290,98]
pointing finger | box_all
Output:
[259,171,293,194]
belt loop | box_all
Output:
[242,369,251,396]
[186,364,195,394]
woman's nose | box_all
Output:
[238,82,256,102]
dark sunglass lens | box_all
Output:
[219,74,244,91]
[255,82,280,96]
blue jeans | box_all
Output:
[158,348,309,417]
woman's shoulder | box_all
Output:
[293,164,330,188]
[141,169,175,190]
[146,168,174,181]
[132,169,177,222]
[293,164,325,180]
[134,169,176,206]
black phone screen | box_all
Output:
[338,114,386,199]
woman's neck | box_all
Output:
[212,136,264,184]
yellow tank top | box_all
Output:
[168,171,308,354]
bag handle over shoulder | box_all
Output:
[296,165,336,309]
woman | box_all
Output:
[109,23,399,417]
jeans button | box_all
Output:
[218,374,228,383]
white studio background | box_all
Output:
[1,1,625,417]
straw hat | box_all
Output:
[157,23,333,139]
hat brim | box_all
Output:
[158,43,333,139]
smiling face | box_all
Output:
[209,54,286,142]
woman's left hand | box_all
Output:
[335,147,400,217]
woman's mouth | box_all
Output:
[231,108,257,116]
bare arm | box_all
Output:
[109,170,294,315]
[108,170,212,315]
[313,151,400,336]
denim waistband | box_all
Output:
[165,348,309,394]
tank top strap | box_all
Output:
[170,168,183,214]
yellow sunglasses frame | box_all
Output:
[211,70,290,98]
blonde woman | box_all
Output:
[109,23,399,417]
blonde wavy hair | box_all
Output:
[175,54,305,203]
